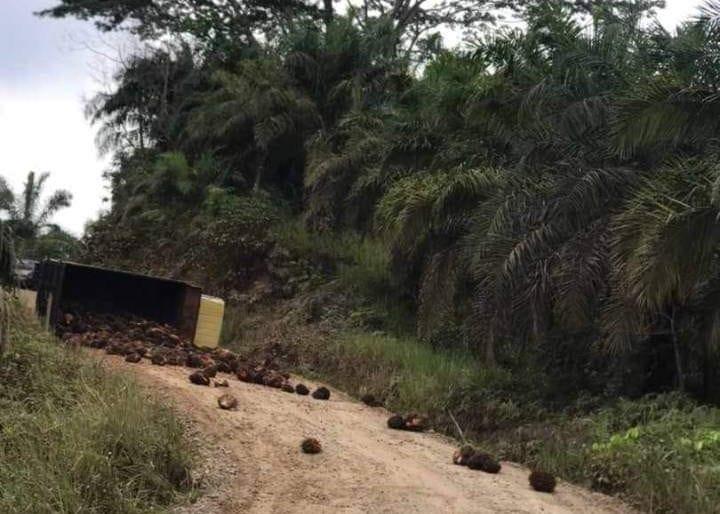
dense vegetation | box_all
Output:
[0,303,194,513]
[41,0,720,511]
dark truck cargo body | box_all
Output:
[35,260,202,342]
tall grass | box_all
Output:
[285,330,534,435]
[0,306,194,513]
[322,332,499,412]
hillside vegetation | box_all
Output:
[39,0,720,512]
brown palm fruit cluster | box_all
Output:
[404,413,428,432]
[387,415,406,430]
[151,353,167,366]
[189,370,211,386]
[56,308,211,365]
[125,352,142,363]
[529,471,556,493]
[202,365,218,378]
[54,308,257,380]
[301,438,322,454]
[217,393,239,410]
[235,363,296,392]
[387,413,429,432]
[56,308,344,413]
[467,452,501,474]
[211,348,243,373]
[452,445,476,466]
[311,386,330,400]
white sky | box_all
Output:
[0,0,706,236]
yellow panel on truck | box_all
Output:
[194,295,225,349]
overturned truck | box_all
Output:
[34,261,224,349]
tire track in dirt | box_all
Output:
[98,353,633,514]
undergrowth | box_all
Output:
[0,304,194,514]
[272,220,415,334]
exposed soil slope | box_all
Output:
[100,353,632,514]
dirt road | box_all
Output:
[101,354,632,514]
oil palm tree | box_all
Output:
[185,60,320,193]
[0,172,72,255]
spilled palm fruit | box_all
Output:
[189,370,210,386]
[264,373,284,388]
[151,353,167,366]
[387,415,405,430]
[166,350,187,366]
[295,384,310,395]
[214,379,229,387]
[127,341,146,355]
[105,343,124,355]
[125,352,142,363]
[213,348,236,362]
[312,386,330,400]
[237,369,251,382]
[249,370,265,385]
[89,338,107,349]
[217,393,238,410]
[404,413,428,432]
[281,383,295,393]
[467,453,501,473]
[481,458,501,474]
[453,446,476,466]
[301,438,322,454]
[202,365,218,378]
[186,353,205,368]
[529,471,556,493]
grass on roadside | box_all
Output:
[0,303,194,514]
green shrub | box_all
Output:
[585,395,720,513]
[0,308,194,513]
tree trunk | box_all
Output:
[322,0,334,26]
[0,289,8,356]
[485,328,496,368]
[669,309,685,392]
[253,159,265,193]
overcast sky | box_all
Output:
[0,0,707,236]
